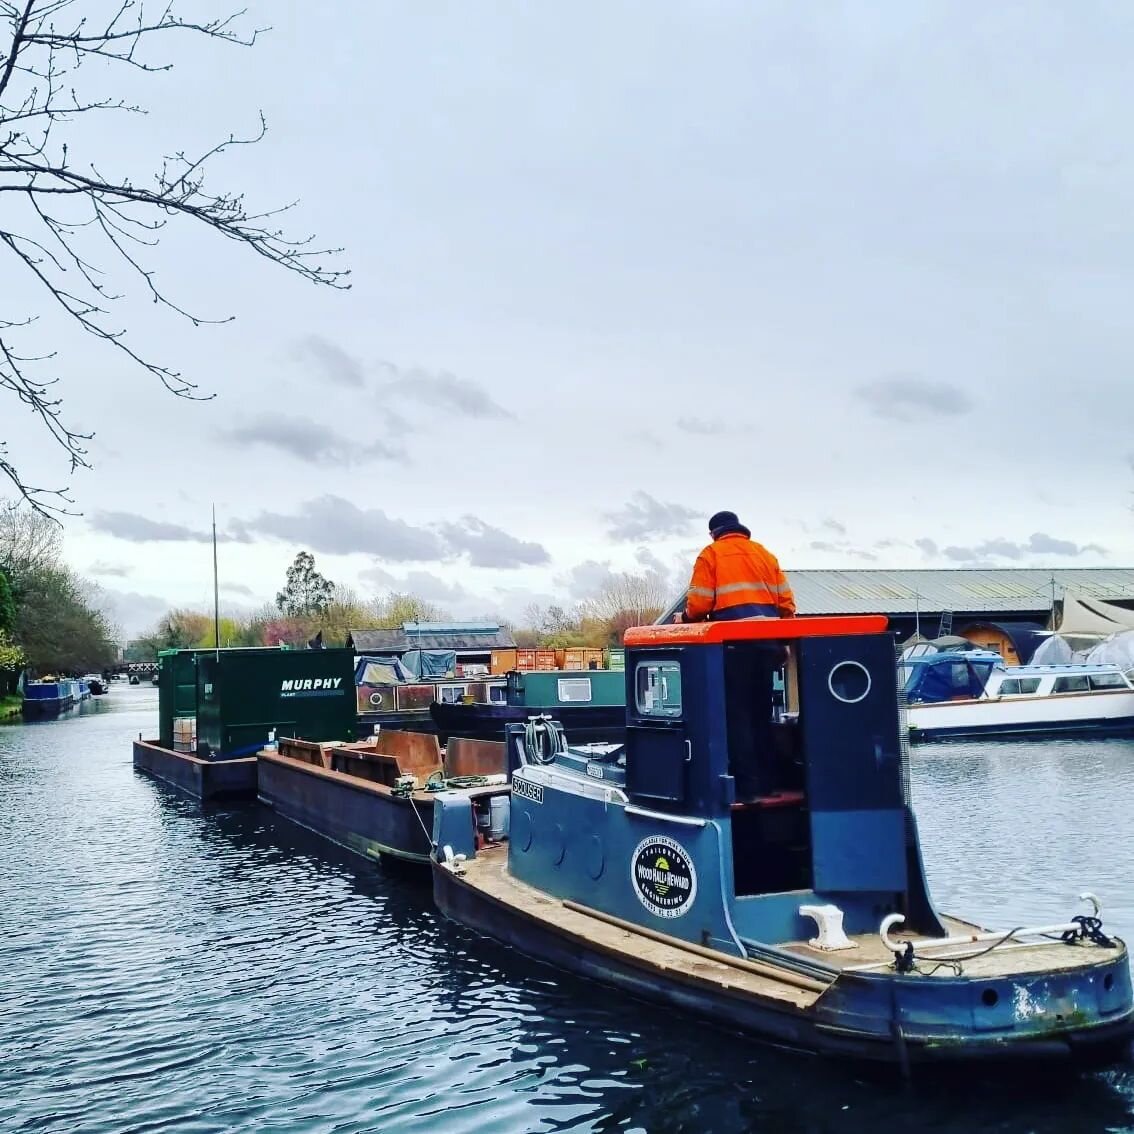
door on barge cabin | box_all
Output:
[796,634,908,894]
[625,655,688,806]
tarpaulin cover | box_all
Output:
[400,649,457,679]
[354,655,413,685]
[904,654,1000,704]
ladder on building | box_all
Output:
[937,610,954,637]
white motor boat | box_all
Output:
[904,654,1134,740]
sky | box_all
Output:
[3,1,1134,638]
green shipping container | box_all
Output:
[605,648,625,671]
[196,647,356,758]
[158,648,201,749]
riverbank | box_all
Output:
[0,694,20,720]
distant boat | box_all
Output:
[82,675,107,696]
[904,654,1134,740]
[22,680,79,718]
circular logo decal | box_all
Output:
[631,835,698,919]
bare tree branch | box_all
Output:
[0,0,350,515]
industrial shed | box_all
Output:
[786,568,1134,644]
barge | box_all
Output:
[259,731,509,865]
[431,615,1134,1069]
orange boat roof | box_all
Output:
[623,615,889,647]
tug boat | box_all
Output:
[431,616,1134,1069]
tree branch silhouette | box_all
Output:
[0,0,349,514]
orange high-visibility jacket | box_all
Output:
[684,533,796,621]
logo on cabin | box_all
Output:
[512,775,544,805]
[280,677,344,699]
[631,835,697,919]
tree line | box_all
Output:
[0,503,118,693]
[129,552,673,659]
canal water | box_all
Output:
[3,686,1134,1133]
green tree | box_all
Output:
[277,552,335,617]
[369,592,448,628]
[0,569,15,636]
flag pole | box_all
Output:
[212,504,220,656]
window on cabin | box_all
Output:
[1053,676,1090,694]
[557,677,593,703]
[635,661,682,716]
[438,685,467,704]
[488,685,507,704]
[1089,672,1128,690]
[999,677,1040,696]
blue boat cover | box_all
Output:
[400,649,457,680]
[904,653,1000,703]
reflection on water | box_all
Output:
[2,687,1134,1132]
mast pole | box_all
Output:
[213,504,220,656]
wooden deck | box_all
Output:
[455,848,822,1010]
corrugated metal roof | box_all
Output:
[787,569,1134,615]
[348,625,517,653]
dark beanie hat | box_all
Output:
[709,511,750,539]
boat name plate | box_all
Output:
[631,835,698,919]
[512,776,544,805]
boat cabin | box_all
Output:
[498,615,944,957]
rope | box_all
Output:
[1062,915,1116,948]
[523,715,567,765]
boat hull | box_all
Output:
[430,701,625,744]
[258,750,437,864]
[433,853,1134,1069]
[21,695,74,718]
[908,689,1134,741]
[132,739,258,800]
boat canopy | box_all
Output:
[1057,593,1134,636]
[400,649,457,680]
[904,652,1001,704]
[354,655,415,685]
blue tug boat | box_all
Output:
[431,615,1134,1069]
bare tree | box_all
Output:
[0,1,348,512]
[578,570,670,627]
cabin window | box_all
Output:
[488,685,507,704]
[635,661,682,716]
[827,660,871,704]
[1053,676,1090,694]
[999,677,1040,696]
[1089,672,1128,691]
[557,678,593,703]
[438,685,467,704]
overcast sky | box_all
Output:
[5,1,1134,637]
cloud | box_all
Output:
[604,491,701,542]
[292,335,365,387]
[219,582,257,597]
[98,589,178,640]
[941,532,1107,563]
[378,361,512,419]
[634,547,669,576]
[236,497,547,568]
[677,417,732,435]
[240,496,446,561]
[438,515,550,568]
[222,414,405,464]
[821,518,847,536]
[88,560,131,578]
[557,559,618,600]
[808,540,878,562]
[854,377,974,422]
[359,565,470,602]
[915,537,939,557]
[90,512,249,544]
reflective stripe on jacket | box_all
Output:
[684,533,796,622]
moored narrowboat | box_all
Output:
[431,615,1134,1069]
[21,679,81,718]
[430,667,626,744]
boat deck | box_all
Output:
[455,847,822,1010]
[783,919,1112,978]
[458,848,1115,986]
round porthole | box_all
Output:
[828,661,871,704]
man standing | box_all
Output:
[677,511,795,800]
[677,511,795,623]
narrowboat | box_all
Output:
[355,653,506,738]
[904,654,1134,741]
[430,668,626,745]
[21,679,80,718]
[258,731,510,865]
[431,616,1133,1069]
